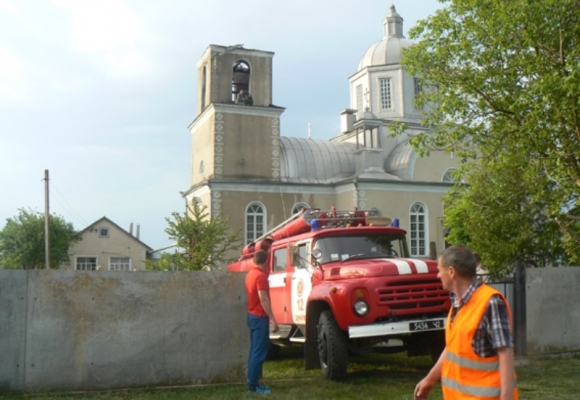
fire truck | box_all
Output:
[228,207,450,381]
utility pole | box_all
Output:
[44,169,50,269]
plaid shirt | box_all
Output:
[449,279,514,358]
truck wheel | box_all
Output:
[429,330,446,364]
[317,310,348,381]
[266,343,281,360]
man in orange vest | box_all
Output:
[414,245,518,400]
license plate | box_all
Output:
[409,319,445,331]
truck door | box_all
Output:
[290,241,313,325]
[269,246,290,324]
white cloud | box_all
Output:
[0,45,24,103]
[0,45,22,79]
[0,0,17,13]
[52,0,143,53]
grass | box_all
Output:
[2,349,579,399]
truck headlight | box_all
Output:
[354,300,369,316]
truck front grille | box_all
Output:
[376,279,449,316]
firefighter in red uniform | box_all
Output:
[414,245,518,400]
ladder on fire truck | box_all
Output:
[251,206,385,245]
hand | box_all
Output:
[414,377,435,400]
[271,321,279,333]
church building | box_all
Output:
[183,5,457,261]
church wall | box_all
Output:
[220,113,277,179]
[190,113,215,186]
[357,188,447,257]
[413,151,458,182]
[216,189,337,233]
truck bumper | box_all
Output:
[348,317,447,339]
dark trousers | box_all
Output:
[247,313,269,390]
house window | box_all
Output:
[379,78,392,110]
[442,168,456,182]
[110,257,131,271]
[77,256,97,271]
[99,228,109,237]
[410,202,428,257]
[232,60,251,102]
[414,77,423,109]
[291,202,309,215]
[246,202,266,244]
[356,84,363,113]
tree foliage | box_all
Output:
[399,0,580,271]
[147,203,241,271]
[0,208,82,269]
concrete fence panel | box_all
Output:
[0,270,28,391]
[0,269,248,392]
[526,267,580,356]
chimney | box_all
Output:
[129,222,134,236]
[136,223,140,240]
[340,109,356,134]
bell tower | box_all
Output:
[188,45,285,190]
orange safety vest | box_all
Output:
[442,284,518,399]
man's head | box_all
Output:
[254,250,268,268]
[473,252,481,266]
[437,245,476,290]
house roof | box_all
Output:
[80,216,153,251]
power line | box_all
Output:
[49,179,90,228]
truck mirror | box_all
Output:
[312,248,322,260]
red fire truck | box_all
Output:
[228,208,450,381]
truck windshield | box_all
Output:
[313,233,409,264]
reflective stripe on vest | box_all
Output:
[446,350,499,371]
[442,377,501,398]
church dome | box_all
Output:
[357,5,412,71]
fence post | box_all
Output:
[513,260,527,356]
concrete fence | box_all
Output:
[0,269,248,392]
[525,267,580,356]
[1,267,580,392]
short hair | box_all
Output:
[439,245,476,278]
[254,250,268,266]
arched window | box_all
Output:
[410,202,428,257]
[442,168,456,183]
[246,202,266,244]
[291,202,309,215]
[199,160,204,175]
[232,60,250,102]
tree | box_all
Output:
[398,0,580,270]
[0,208,82,269]
[147,203,241,271]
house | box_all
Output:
[62,217,152,271]
[182,5,458,262]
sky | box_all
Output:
[0,0,442,251]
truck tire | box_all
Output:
[317,310,348,381]
[266,343,281,360]
[429,330,446,364]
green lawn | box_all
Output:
[3,349,579,399]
